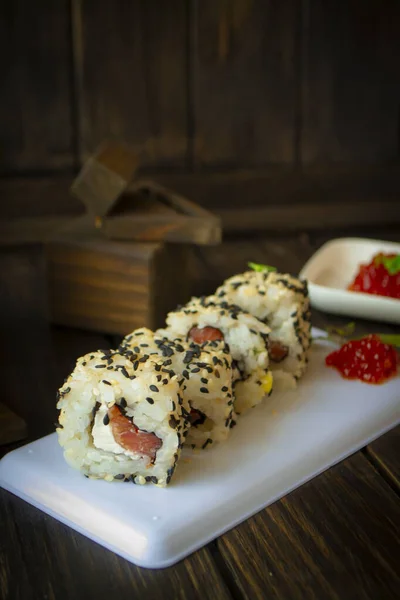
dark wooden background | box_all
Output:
[1,0,400,232]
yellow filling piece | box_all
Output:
[261,371,273,395]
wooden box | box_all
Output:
[46,238,192,335]
[45,181,220,335]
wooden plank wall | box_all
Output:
[1,0,399,225]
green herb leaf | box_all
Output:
[370,334,400,348]
[326,322,355,338]
[248,262,277,273]
[374,253,400,275]
[313,322,400,350]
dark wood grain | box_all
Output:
[193,0,297,166]
[196,234,314,292]
[0,0,73,172]
[0,489,232,600]
[2,167,399,234]
[0,178,82,220]
[0,403,27,447]
[301,0,400,163]
[0,246,56,444]
[216,453,400,599]
[366,426,400,491]
[0,216,75,246]
[75,0,188,167]
[103,213,220,245]
[45,237,192,335]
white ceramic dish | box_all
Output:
[0,329,399,569]
[299,238,400,324]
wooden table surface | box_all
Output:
[1,230,399,600]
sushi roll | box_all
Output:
[120,328,236,449]
[215,269,311,389]
[56,349,190,486]
[164,297,273,414]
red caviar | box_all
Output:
[325,334,398,384]
[348,253,400,299]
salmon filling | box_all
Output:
[269,341,289,363]
[189,326,224,343]
[108,405,162,460]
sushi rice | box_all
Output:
[56,349,189,486]
[120,327,237,449]
[165,296,274,414]
[216,271,311,389]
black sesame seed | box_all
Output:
[140,343,149,348]
[200,387,209,394]
[221,386,229,392]
[120,397,127,408]
[103,413,110,425]
[162,378,169,385]
[155,364,161,372]
[182,369,189,379]
[114,474,125,480]
[146,397,154,404]
[183,351,194,364]
[201,377,208,384]
[120,366,130,378]
[163,359,172,366]
[150,384,159,393]
[134,346,140,353]
[161,345,174,357]
[139,356,148,363]
[156,374,162,382]
[102,380,111,386]
[215,370,220,378]
[95,364,106,369]
[191,367,200,373]
[133,361,139,371]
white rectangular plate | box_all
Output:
[299,237,400,323]
[1,329,399,569]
